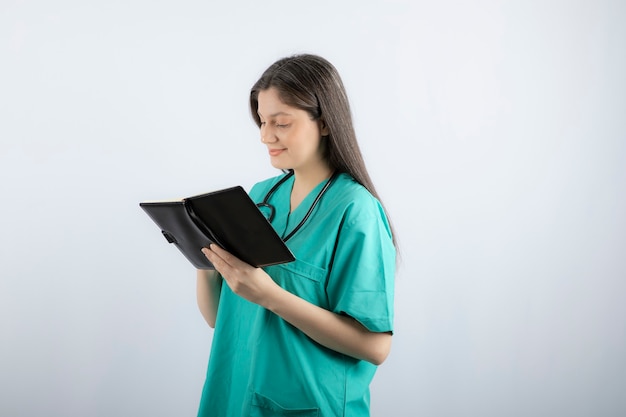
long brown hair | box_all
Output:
[250,54,397,247]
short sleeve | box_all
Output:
[326,200,396,333]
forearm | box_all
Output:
[201,244,392,363]
[196,269,222,328]
[264,286,392,365]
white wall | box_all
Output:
[1,1,625,416]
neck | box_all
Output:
[289,163,333,212]
[292,164,333,191]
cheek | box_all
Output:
[287,125,323,156]
[309,134,323,153]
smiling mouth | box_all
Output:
[269,149,285,156]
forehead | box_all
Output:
[257,88,302,117]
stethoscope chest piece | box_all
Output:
[256,202,276,222]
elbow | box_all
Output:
[197,302,217,328]
[368,347,390,366]
[365,332,392,365]
[369,354,388,367]
[201,309,217,328]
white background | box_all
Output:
[1,1,625,416]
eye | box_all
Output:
[276,123,290,128]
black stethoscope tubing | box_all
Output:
[257,170,338,242]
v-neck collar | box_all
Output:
[272,175,330,241]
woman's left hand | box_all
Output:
[201,244,279,306]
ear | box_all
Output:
[319,118,329,137]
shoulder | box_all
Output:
[330,173,383,213]
[327,173,391,232]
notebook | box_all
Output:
[140,186,295,269]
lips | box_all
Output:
[268,148,285,156]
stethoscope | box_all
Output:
[257,170,339,242]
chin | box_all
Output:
[270,160,291,171]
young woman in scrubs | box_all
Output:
[196,54,396,417]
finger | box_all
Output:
[208,244,239,266]
[202,247,228,274]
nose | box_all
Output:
[260,124,278,144]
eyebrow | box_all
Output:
[257,111,293,118]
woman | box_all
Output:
[196,54,396,417]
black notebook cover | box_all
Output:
[140,186,295,269]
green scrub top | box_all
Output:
[197,173,395,417]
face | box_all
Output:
[257,87,328,174]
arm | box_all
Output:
[196,269,222,328]
[202,245,392,365]
[266,284,392,365]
